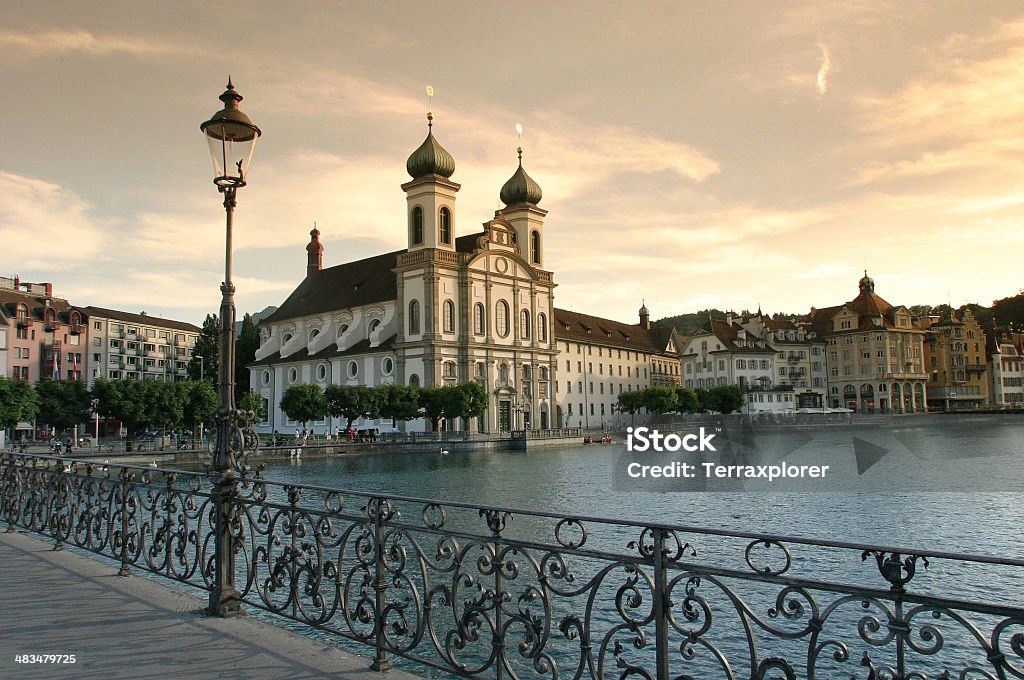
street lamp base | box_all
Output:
[208,588,246,618]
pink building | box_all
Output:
[0,276,86,383]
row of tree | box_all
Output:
[279,382,489,432]
[616,385,745,416]
[0,376,263,443]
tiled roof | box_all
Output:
[553,308,675,355]
[81,306,200,333]
[0,288,78,323]
[261,251,402,325]
[248,335,396,367]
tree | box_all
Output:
[378,383,420,427]
[674,387,700,414]
[616,390,645,416]
[418,387,447,433]
[280,384,327,430]
[235,313,260,402]
[238,389,266,427]
[0,377,38,433]
[325,384,380,431]
[189,313,219,384]
[91,378,150,438]
[455,381,489,423]
[642,385,678,414]
[35,379,92,433]
[142,380,184,434]
[181,380,217,448]
[709,385,744,414]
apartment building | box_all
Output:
[82,307,200,384]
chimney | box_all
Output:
[306,226,324,277]
[44,282,53,298]
[14,274,20,290]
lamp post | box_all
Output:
[201,78,260,618]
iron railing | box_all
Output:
[2,450,1023,678]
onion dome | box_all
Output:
[639,300,649,316]
[859,270,875,294]
[406,113,455,179]
[500,147,543,206]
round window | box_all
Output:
[261,370,271,386]
[288,367,298,384]
[317,363,328,381]
[348,361,358,378]
[382,357,394,375]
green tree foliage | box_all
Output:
[180,380,217,446]
[238,389,266,427]
[417,387,448,432]
[377,383,421,426]
[0,377,39,430]
[697,385,745,414]
[456,381,489,421]
[417,382,491,432]
[616,390,645,415]
[235,313,260,402]
[674,387,700,414]
[142,380,184,433]
[91,378,192,437]
[280,384,327,428]
[642,385,678,414]
[35,379,92,433]
[992,291,1024,330]
[325,384,381,430]
[188,313,219,384]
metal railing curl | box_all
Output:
[3,450,1024,679]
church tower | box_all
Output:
[306,226,323,277]
[402,113,460,252]
[498,147,546,268]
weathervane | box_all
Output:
[426,85,434,127]
[515,122,523,160]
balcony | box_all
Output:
[965,364,987,373]
[69,323,83,335]
[16,317,30,328]
[44,321,58,332]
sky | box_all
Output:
[2,1,1024,327]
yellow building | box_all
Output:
[920,309,989,410]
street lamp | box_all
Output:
[201,78,260,618]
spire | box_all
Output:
[306,224,323,277]
[639,299,650,330]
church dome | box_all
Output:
[859,270,875,294]
[639,301,649,316]
[406,114,455,180]
[500,148,542,206]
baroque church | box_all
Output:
[249,114,682,434]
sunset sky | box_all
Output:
[2,1,1023,327]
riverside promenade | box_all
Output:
[0,531,419,680]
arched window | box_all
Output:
[368,319,381,338]
[443,300,455,333]
[538,313,547,342]
[409,374,420,387]
[531,230,541,264]
[408,300,420,335]
[520,309,531,339]
[411,207,423,245]
[337,323,349,339]
[308,328,320,342]
[473,303,485,336]
[439,207,452,244]
[15,303,28,322]
[443,361,456,378]
[496,300,510,338]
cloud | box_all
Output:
[793,262,853,280]
[816,42,832,96]
[0,29,193,58]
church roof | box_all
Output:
[249,335,397,367]
[553,308,675,355]
[261,250,402,325]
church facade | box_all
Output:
[249,115,679,434]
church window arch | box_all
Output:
[439,207,452,244]
[473,303,485,336]
[408,300,421,335]
[443,300,455,333]
[520,309,531,339]
[531,230,541,264]
[411,206,423,245]
[496,300,510,338]
[538,313,547,342]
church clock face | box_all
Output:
[495,257,509,274]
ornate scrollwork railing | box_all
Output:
[2,450,1023,679]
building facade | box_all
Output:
[919,309,989,410]
[82,307,200,384]
[809,273,928,413]
[986,330,1023,407]
[0,276,86,383]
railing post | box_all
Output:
[52,460,66,552]
[370,497,391,672]
[208,472,243,617]
[652,528,669,680]
[2,454,15,533]
[118,468,132,577]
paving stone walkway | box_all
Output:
[0,531,420,679]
